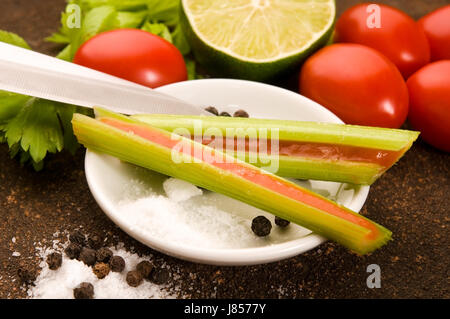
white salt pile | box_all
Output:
[28,243,178,299]
[118,178,272,249]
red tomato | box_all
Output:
[74,29,187,88]
[418,5,450,61]
[335,3,430,78]
[407,60,450,152]
[299,44,409,128]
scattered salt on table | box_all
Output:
[28,244,177,299]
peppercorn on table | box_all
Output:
[0,0,449,299]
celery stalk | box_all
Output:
[236,152,383,185]
[130,113,419,151]
[124,113,419,185]
[73,110,392,254]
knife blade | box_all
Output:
[0,42,205,115]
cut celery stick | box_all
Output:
[235,152,383,185]
[122,113,419,185]
[73,109,392,254]
[130,113,419,151]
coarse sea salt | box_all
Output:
[117,177,275,249]
[28,244,178,299]
[163,178,203,202]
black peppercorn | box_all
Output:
[219,111,231,117]
[17,266,36,285]
[150,268,170,285]
[205,106,219,116]
[87,235,103,250]
[79,247,96,266]
[96,247,113,263]
[109,255,125,273]
[93,262,110,279]
[251,216,272,237]
[73,282,94,299]
[274,216,290,228]
[136,261,153,279]
[126,270,143,287]
[46,252,62,270]
[69,230,86,246]
[65,243,82,260]
[233,109,249,118]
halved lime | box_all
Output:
[180,0,336,81]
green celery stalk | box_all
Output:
[125,114,419,185]
[73,109,392,254]
[130,113,419,151]
[235,152,383,185]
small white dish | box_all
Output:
[85,79,370,266]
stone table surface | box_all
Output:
[0,0,449,298]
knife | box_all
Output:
[0,42,205,115]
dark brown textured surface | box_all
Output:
[0,0,449,299]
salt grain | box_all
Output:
[163,178,202,202]
[12,252,21,257]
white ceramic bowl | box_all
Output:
[85,79,370,266]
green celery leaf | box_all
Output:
[57,104,93,155]
[8,142,21,158]
[56,44,73,61]
[76,5,118,42]
[79,0,149,11]
[46,9,75,44]
[185,58,197,80]
[0,30,31,49]
[117,10,148,28]
[171,24,190,55]
[32,160,44,171]
[0,91,31,124]
[141,21,173,42]
[45,32,70,44]
[147,0,180,26]
[5,99,65,163]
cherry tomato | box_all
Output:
[74,29,187,88]
[335,3,430,78]
[299,44,409,128]
[418,5,450,61]
[407,60,450,152]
